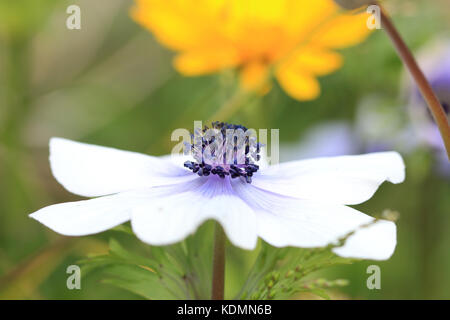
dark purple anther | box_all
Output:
[183,122,262,183]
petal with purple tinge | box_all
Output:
[131,177,258,250]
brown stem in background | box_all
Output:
[211,223,226,300]
[376,2,450,160]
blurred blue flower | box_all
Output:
[282,96,411,160]
[283,38,450,177]
[405,39,450,175]
[280,121,359,161]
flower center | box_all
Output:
[183,121,262,183]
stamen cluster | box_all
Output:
[183,122,262,183]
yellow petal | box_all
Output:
[174,48,240,76]
[286,48,343,76]
[282,0,336,37]
[132,0,371,97]
[312,11,372,48]
[223,0,336,61]
[131,0,224,51]
[275,66,320,101]
[240,61,269,92]
[227,0,286,24]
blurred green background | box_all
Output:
[0,0,449,299]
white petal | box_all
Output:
[232,180,396,260]
[49,137,195,197]
[333,220,397,260]
[160,153,194,167]
[131,177,258,250]
[252,151,405,205]
[29,192,150,236]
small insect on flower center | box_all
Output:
[183,121,263,183]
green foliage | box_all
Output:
[0,0,59,38]
[239,244,353,300]
[81,223,355,300]
[80,223,215,300]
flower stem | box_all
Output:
[211,222,226,300]
[377,2,450,160]
[207,89,248,123]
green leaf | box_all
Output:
[239,242,353,300]
[80,222,216,300]
[99,264,178,300]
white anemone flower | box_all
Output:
[30,126,405,261]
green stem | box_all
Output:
[377,3,450,160]
[207,89,248,123]
[1,36,31,147]
[211,222,226,300]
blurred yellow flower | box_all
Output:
[132,0,371,101]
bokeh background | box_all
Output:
[0,0,449,299]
